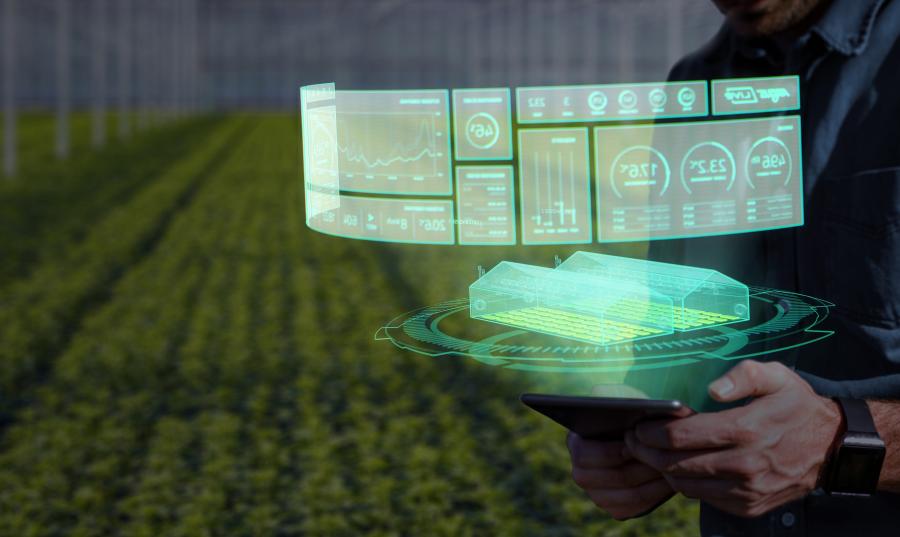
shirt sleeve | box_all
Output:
[798,371,900,399]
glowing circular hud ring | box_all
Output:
[376,287,834,373]
[464,112,501,150]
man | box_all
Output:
[567,0,900,535]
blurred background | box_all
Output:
[0,0,724,535]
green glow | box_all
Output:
[518,127,592,245]
[469,261,674,345]
[452,88,513,161]
[712,75,801,116]
[376,288,834,409]
[335,90,452,196]
[516,81,709,123]
[455,165,516,245]
[556,252,750,330]
[306,195,455,244]
[299,83,340,223]
[300,80,805,246]
[595,116,803,242]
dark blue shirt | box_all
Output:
[654,0,900,534]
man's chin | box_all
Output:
[727,12,783,37]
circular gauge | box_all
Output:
[465,112,501,150]
[679,141,737,194]
[610,145,671,199]
[745,136,793,189]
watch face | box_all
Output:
[831,443,886,495]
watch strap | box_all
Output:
[835,397,878,435]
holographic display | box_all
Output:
[595,115,802,242]
[518,128,592,244]
[335,90,452,195]
[516,81,708,124]
[470,261,674,345]
[300,83,340,221]
[456,166,516,245]
[556,252,750,330]
[307,195,454,244]
[712,75,800,116]
[452,88,513,161]
[300,77,806,246]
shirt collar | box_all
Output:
[811,0,885,56]
[729,0,885,63]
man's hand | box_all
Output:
[624,360,843,518]
[567,432,675,520]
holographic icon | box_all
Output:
[648,88,668,110]
[588,90,609,112]
[678,87,697,110]
[618,90,638,111]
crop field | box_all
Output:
[0,114,698,536]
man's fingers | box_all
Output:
[568,432,630,469]
[708,360,791,402]
[572,460,661,490]
[665,476,748,501]
[625,430,759,478]
[585,477,673,509]
[633,407,752,450]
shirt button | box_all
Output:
[781,511,796,528]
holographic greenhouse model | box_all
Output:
[469,261,674,345]
[556,252,750,331]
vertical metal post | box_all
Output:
[92,0,107,148]
[136,1,148,130]
[56,0,71,158]
[118,0,130,139]
[3,0,17,177]
[171,0,181,118]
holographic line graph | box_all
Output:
[337,111,446,179]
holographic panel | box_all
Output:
[456,166,516,245]
[557,252,750,331]
[469,261,674,345]
[595,115,803,242]
[518,128,592,245]
[452,88,513,161]
[335,90,452,195]
[516,81,708,124]
[307,195,454,244]
[712,76,800,116]
[300,83,340,221]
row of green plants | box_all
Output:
[0,115,699,536]
[0,114,225,287]
[0,116,248,421]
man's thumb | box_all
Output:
[708,360,789,402]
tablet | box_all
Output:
[520,393,689,440]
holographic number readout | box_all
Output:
[307,195,455,244]
[335,90,452,195]
[712,76,800,115]
[300,83,341,221]
[595,116,802,242]
[518,128,592,244]
[516,81,708,124]
[452,88,513,161]
[456,166,516,245]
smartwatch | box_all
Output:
[822,398,885,497]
